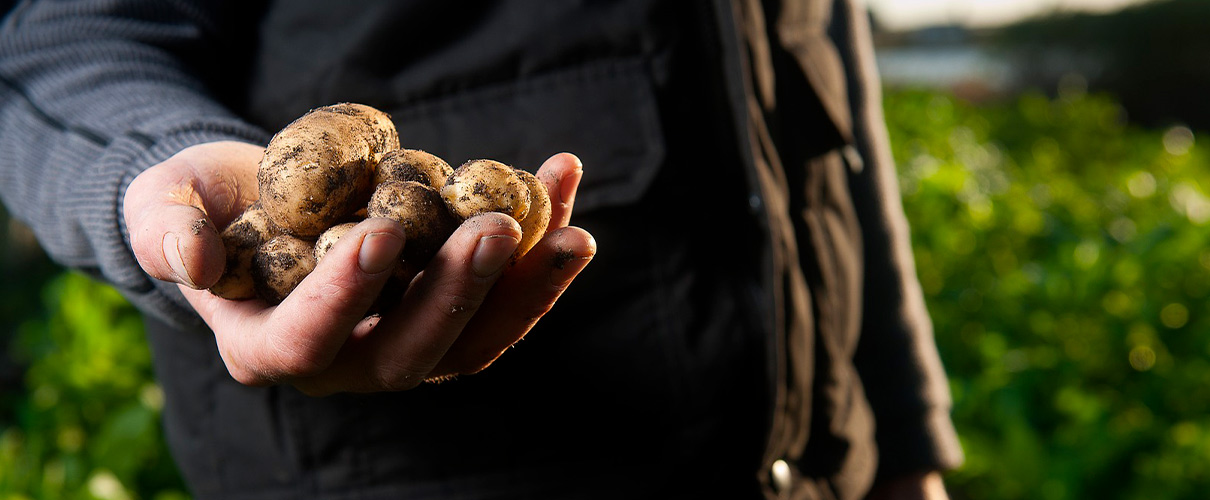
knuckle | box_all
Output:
[272,349,328,378]
[264,330,330,378]
[298,279,359,308]
[435,290,480,324]
[225,362,271,387]
[371,362,426,392]
[217,342,273,386]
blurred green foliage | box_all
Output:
[0,265,187,498]
[886,87,1210,499]
[2,87,1208,499]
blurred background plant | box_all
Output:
[0,206,188,500]
[888,88,1209,499]
[2,0,1207,499]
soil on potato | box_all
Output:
[225,220,263,248]
[266,252,300,271]
[268,143,306,172]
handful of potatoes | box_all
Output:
[209,103,552,304]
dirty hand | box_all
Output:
[124,141,595,395]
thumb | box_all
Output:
[126,177,226,289]
[124,142,263,289]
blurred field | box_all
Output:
[0,211,187,499]
[889,87,1209,499]
[2,87,1208,499]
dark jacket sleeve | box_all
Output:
[830,0,965,480]
[0,1,269,329]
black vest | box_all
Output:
[154,2,774,498]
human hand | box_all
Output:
[124,141,595,395]
[865,471,950,500]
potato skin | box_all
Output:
[210,203,278,300]
[375,149,453,191]
[324,103,400,160]
[441,159,530,221]
[258,103,400,237]
[512,169,551,260]
[314,222,358,263]
[369,180,459,266]
[252,235,317,304]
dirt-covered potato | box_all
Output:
[440,159,530,221]
[210,102,568,305]
[210,203,278,300]
[327,102,399,159]
[314,222,358,263]
[258,103,400,237]
[252,235,317,304]
[512,169,551,260]
[369,180,459,266]
[375,149,453,191]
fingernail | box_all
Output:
[550,247,592,286]
[560,157,582,206]
[163,232,196,288]
[472,235,519,277]
[359,232,405,274]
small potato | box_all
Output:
[210,203,278,300]
[258,103,400,237]
[314,222,358,263]
[441,159,530,221]
[252,235,317,304]
[375,149,453,191]
[512,169,551,260]
[369,180,459,266]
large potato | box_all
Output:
[258,103,400,237]
[324,102,399,159]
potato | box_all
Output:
[212,102,563,305]
[375,149,453,191]
[252,234,317,304]
[512,169,551,260]
[258,103,400,237]
[210,203,278,300]
[324,102,400,160]
[314,222,358,263]
[369,180,459,267]
[441,159,530,221]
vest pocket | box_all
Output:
[387,57,666,215]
